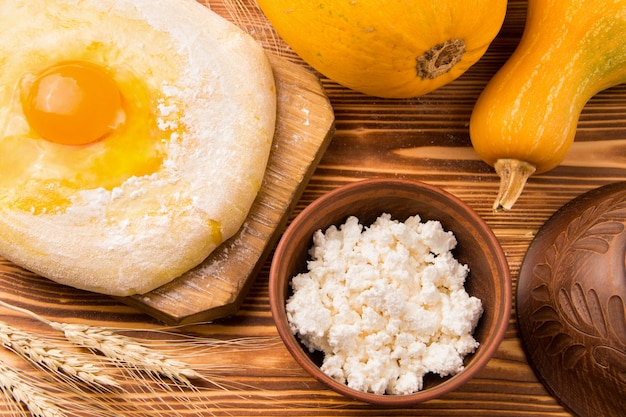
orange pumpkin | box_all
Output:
[257,0,508,98]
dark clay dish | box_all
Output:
[517,181,626,417]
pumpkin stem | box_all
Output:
[493,159,536,211]
[416,39,466,80]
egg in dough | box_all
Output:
[0,0,277,296]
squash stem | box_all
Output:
[493,159,536,211]
[416,39,466,80]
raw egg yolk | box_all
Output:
[21,61,123,146]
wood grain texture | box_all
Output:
[0,0,624,415]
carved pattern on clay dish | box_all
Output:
[517,182,626,417]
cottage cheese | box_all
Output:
[286,213,483,395]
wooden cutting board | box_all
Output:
[0,55,334,325]
[119,55,335,324]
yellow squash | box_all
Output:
[470,0,626,211]
[256,0,507,98]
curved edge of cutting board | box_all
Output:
[120,55,336,325]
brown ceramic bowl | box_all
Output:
[269,178,511,406]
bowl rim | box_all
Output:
[269,178,511,405]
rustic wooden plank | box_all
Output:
[1,0,625,415]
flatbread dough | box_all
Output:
[0,0,276,295]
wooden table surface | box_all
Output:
[1,1,625,416]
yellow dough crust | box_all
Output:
[0,0,276,295]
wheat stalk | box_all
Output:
[0,360,68,417]
[0,321,119,389]
[0,300,201,388]
[50,322,201,387]
[0,299,287,415]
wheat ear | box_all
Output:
[0,320,118,389]
[0,300,201,386]
[51,322,201,386]
[0,359,67,417]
